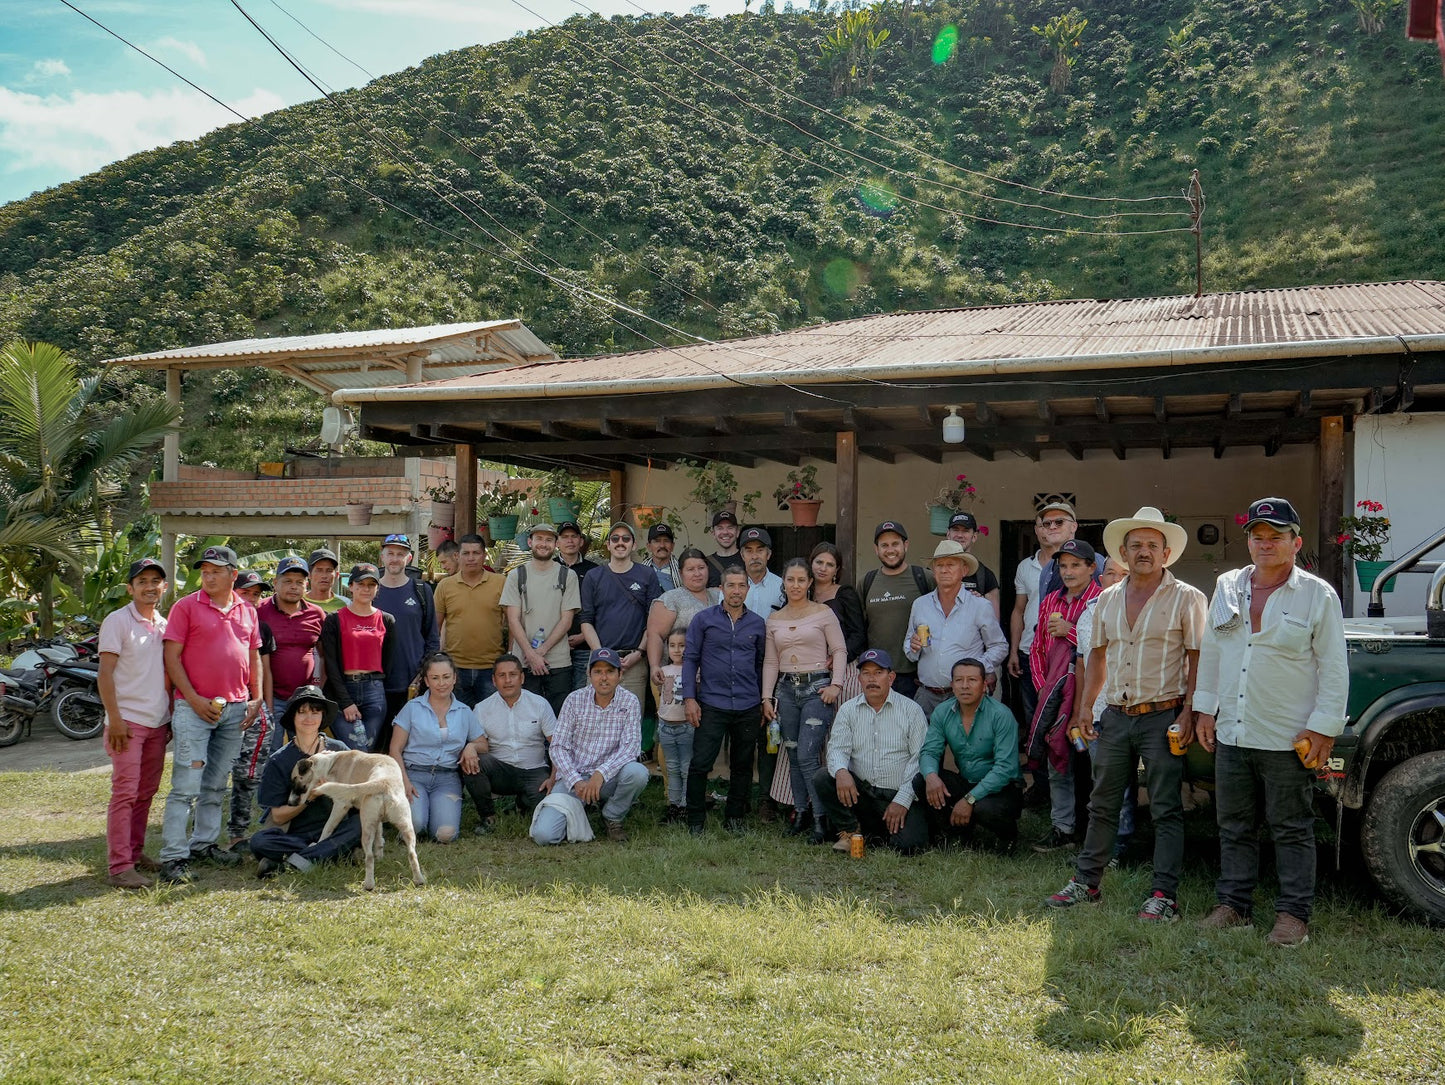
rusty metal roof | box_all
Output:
[335,281,1445,403]
[104,320,558,396]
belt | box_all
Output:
[344,671,384,679]
[1115,697,1185,717]
[781,670,830,684]
[922,684,950,695]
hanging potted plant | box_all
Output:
[346,501,374,526]
[478,478,521,543]
[631,503,664,529]
[426,480,456,529]
[1339,499,1395,592]
[925,473,979,535]
[773,465,824,527]
[538,468,580,523]
[683,459,760,522]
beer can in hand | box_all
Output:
[916,624,931,648]
[849,832,865,859]
[1167,722,1188,756]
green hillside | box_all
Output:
[1,0,1441,469]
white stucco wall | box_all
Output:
[1351,413,1445,617]
[625,443,1320,595]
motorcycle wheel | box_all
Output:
[0,707,24,747]
[50,683,104,741]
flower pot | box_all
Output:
[928,504,953,536]
[487,514,519,541]
[1355,559,1397,593]
[346,502,373,526]
[548,497,580,523]
[632,505,662,529]
[429,500,455,529]
[716,501,737,518]
[788,498,823,527]
[427,525,453,552]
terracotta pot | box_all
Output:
[632,504,662,528]
[346,502,373,526]
[788,498,823,527]
[430,500,456,528]
[427,524,454,551]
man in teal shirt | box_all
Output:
[912,656,1023,852]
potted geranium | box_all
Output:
[1339,499,1394,592]
[773,465,824,526]
[683,459,759,521]
[537,468,580,523]
[477,478,522,542]
[425,480,456,529]
[925,473,978,535]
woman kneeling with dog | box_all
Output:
[251,686,363,876]
[390,652,486,843]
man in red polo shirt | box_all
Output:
[158,545,263,885]
[257,555,324,741]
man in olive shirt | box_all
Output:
[912,657,1023,852]
[435,533,506,707]
[861,521,933,700]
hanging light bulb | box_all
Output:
[942,406,966,444]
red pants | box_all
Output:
[106,721,170,874]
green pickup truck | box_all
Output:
[1305,547,1445,924]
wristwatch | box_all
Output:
[964,793,976,806]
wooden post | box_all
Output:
[161,528,177,606]
[455,444,477,538]
[610,469,626,527]
[1319,415,1345,605]
[163,368,181,482]
[837,431,859,586]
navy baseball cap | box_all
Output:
[348,562,381,584]
[588,647,622,670]
[948,511,978,531]
[858,648,894,670]
[275,555,309,577]
[647,522,675,541]
[711,509,739,527]
[1057,539,1097,565]
[381,533,413,552]
[308,548,340,569]
[557,520,584,535]
[739,526,772,549]
[233,570,272,592]
[127,557,167,582]
[873,520,908,542]
[1244,497,1301,533]
[192,544,239,569]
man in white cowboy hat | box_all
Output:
[903,540,1008,719]
[1046,506,1206,922]
[1193,497,1347,947]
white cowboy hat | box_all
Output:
[928,539,979,576]
[1102,506,1188,567]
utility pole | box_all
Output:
[1187,170,1206,298]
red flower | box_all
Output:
[530,507,539,515]
[955,474,966,481]
[1234,514,1248,526]
[979,525,990,536]
[1336,533,1351,544]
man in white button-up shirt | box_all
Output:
[903,540,1008,719]
[1193,497,1348,947]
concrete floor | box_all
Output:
[0,718,110,774]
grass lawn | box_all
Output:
[1,765,1442,1084]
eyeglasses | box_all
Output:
[1039,517,1073,529]
[607,535,632,544]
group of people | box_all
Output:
[95,496,1347,945]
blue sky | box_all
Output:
[0,0,748,207]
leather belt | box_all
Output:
[344,671,384,679]
[781,670,830,684]
[922,684,951,695]
[1115,697,1184,717]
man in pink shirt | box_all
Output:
[158,545,263,884]
[98,557,172,889]
[257,555,324,740]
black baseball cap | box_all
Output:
[711,509,739,527]
[557,520,584,535]
[1056,539,1097,565]
[873,520,908,542]
[739,526,772,549]
[1244,497,1301,533]
[308,548,340,569]
[348,562,381,584]
[948,511,978,531]
[127,557,167,582]
[233,570,272,592]
[192,544,239,569]
[647,522,675,541]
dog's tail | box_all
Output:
[313,777,397,801]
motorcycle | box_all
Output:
[0,649,104,746]
[0,664,50,747]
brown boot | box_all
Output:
[757,798,777,824]
[604,819,629,843]
[1197,904,1251,931]
[134,854,161,873]
[107,867,154,890]
[1265,912,1310,947]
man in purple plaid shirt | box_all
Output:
[532,647,651,843]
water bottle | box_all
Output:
[351,718,368,749]
[767,719,781,754]
[530,627,546,650]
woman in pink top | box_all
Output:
[762,557,847,843]
[319,563,395,751]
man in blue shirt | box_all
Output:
[913,657,1024,853]
[682,567,767,833]
[375,533,438,727]
[580,521,662,709]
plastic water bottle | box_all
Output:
[767,719,781,754]
[530,627,546,649]
[351,719,368,749]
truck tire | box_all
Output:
[49,683,103,741]
[1361,751,1445,925]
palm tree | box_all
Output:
[0,340,180,634]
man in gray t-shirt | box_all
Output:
[861,521,934,701]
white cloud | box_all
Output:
[30,58,71,80]
[154,37,208,69]
[0,85,285,180]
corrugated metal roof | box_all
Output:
[335,281,1445,403]
[104,320,558,395]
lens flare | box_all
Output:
[857,178,899,218]
[822,258,861,298]
[932,25,959,65]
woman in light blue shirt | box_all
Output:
[389,651,484,843]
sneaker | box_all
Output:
[256,857,281,879]
[1265,912,1310,947]
[1198,904,1251,931]
[756,798,777,824]
[1032,828,1077,854]
[134,854,161,873]
[1137,891,1180,922]
[604,819,629,843]
[832,831,855,853]
[285,853,313,873]
[158,860,193,885]
[107,867,153,890]
[473,817,497,836]
[1046,877,1101,908]
[190,843,241,867]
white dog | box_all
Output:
[290,750,425,891]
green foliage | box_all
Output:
[1032,9,1088,93]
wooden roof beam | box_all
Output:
[904,444,944,463]
[862,446,897,464]
[1094,396,1110,423]
[1065,442,1085,461]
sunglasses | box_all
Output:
[1039,517,1073,529]
[608,535,633,544]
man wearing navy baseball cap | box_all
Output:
[813,647,930,854]
[376,532,438,727]
[946,511,1001,618]
[860,521,934,699]
[738,526,782,619]
[257,556,324,752]
[532,646,650,845]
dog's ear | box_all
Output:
[295,756,312,774]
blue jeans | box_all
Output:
[570,647,592,692]
[776,674,834,820]
[531,762,650,844]
[405,764,464,842]
[657,721,693,806]
[250,811,362,866]
[160,700,247,862]
[1214,743,1319,921]
[341,676,387,750]
[227,704,273,838]
[454,667,495,709]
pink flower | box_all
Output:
[1234,514,1248,526]
[979,525,990,536]
[955,474,966,481]
[530,507,539,515]
[1336,533,1351,544]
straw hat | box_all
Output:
[1101,507,1188,567]
[928,539,979,576]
